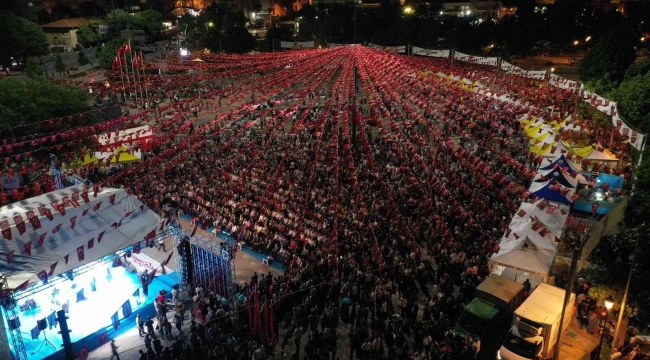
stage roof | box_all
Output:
[0,187,163,291]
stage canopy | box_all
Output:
[0,187,163,291]
[96,125,156,152]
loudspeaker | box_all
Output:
[8,316,20,330]
[37,318,47,330]
[183,240,193,284]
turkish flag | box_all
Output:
[51,224,62,234]
[82,209,89,217]
[49,262,58,276]
[159,221,165,231]
[93,185,99,197]
[38,205,47,217]
[133,242,141,254]
[532,222,542,231]
[77,245,85,261]
[55,203,66,216]
[37,232,47,247]
[6,249,15,263]
[61,196,70,208]
[45,209,54,221]
[81,189,90,203]
[88,237,94,249]
[546,205,558,215]
[539,228,550,237]
[23,241,32,256]
[14,281,29,292]
[70,216,77,229]
[64,254,69,265]
[37,270,48,283]
[93,202,102,211]
[577,221,587,233]
[98,231,105,243]
[592,202,599,215]
[1,220,12,240]
[14,215,26,235]
[144,229,156,241]
[109,194,116,205]
[27,210,41,230]
[517,209,526,217]
[71,192,80,207]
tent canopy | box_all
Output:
[534,168,578,188]
[489,236,555,280]
[539,153,580,173]
[511,199,569,238]
[0,187,163,290]
[529,180,575,204]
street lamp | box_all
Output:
[595,296,615,360]
[551,67,555,72]
[585,36,592,42]
[574,40,579,46]
[466,10,471,15]
[403,6,414,15]
[207,22,214,28]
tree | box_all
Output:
[579,27,638,84]
[0,13,49,69]
[106,9,132,36]
[96,37,127,69]
[0,78,93,135]
[136,10,163,37]
[609,73,650,134]
[624,58,650,80]
[24,57,44,79]
[77,51,90,66]
[54,53,67,75]
[76,24,102,48]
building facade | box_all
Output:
[41,17,98,52]
[441,0,501,20]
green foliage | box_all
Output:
[579,27,638,84]
[609,73,650,134]
[182,5,256,54]
[106,9,132,36]
[77,51,90,66]
[76,24,102,47]
[583,74,617,98]
[0,12,49,68]
[96,37,127,69]
[54,53,67,74]
[0,78,92,135]
[624,58,650,80]
[587,226,650,319]
[106,9,163,38]
[24,58,44,79]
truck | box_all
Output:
[454,275,525,343]
[498,283,576,360]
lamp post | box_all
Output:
[594,296,615,360]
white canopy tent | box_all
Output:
[510,199,570,239]
[0,187,163,290]
[489,236,556,288]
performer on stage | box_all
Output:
[141,270,149,297]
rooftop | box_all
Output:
[41,18,98,29]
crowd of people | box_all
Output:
[101,46,614,359]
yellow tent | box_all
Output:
[561,140,593,158]
[525,124,545,137]
[110,145,141,164]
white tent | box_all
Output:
[489,236,556,286]
[511,199,570,239]
[0,187,163,290]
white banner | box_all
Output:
[500,61,526,76]
[453,51,498,67]
[549,74,579,90]
[524,70,548,80]
[582,90,616,116]
[368,44,406,53]
[280,41,315,49]
[412,47,450,58]
[612,106,645,150]
[327,43,345,48]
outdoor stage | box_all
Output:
[3,252,177,360]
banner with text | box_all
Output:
[280,41,315,49]
[412,47,450,58]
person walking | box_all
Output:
[110,340,120,360]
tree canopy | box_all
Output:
[96,37,127,69]
[0,78,93,134]
[76,23,102,48]
[0,12,49,68]
[105,9,163,38]
[579,27,638,84]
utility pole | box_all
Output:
[553,233,585,360]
